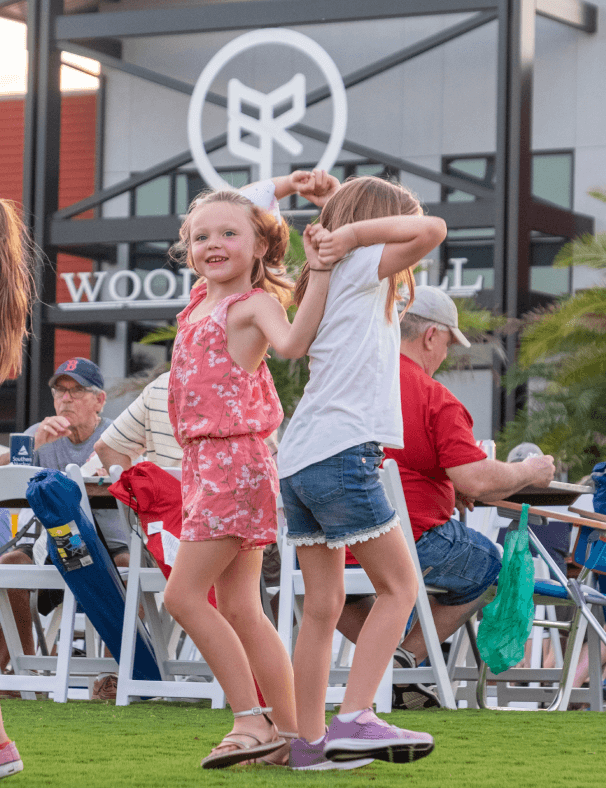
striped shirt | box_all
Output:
[100,372,183,467]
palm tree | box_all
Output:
[498,189,606,479]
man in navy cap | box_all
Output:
[0,357,108,470]
[0,358,129,700]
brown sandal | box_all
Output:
[200,707,285,770]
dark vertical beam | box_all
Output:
[28,0,64,424]
[494,0,535,426]
[16,0,41,431]
[91,72,106,366]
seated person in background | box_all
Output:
[347,286,556,709]
[0,358,130,700]
[94,371,182,470]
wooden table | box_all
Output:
[84,477,117,510]
[488,499,606,531]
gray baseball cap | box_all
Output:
[400,285,471,348]
[507,443,544,463]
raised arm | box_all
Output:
[446,455,556,503]
[251,225,333,359]
[315,214,447,280]
[271,169,340,207]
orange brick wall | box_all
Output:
[0,92,97,371]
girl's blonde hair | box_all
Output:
[0,200,33,384]
[294,176,421,321]
[171,190,293,306]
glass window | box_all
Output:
[175,173,189,215]
[441,151,574,301]
[183,168,250,209]
[530,236,571,295]
[135,176,171,216]
[532,153,573,209]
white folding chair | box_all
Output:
[0,465,84,702]
[107,464,225,707]
[380,460,457,709]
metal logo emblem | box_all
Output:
[187,28,347,190]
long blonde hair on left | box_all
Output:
[294,176,420,321]
[0,200,33,384]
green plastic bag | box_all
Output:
[477,503,535,674]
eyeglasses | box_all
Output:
[51,385,93,400]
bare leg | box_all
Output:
[342,526,417,713]
[336,595,376,644]
[572,636,606,687]
[0,552,36,673]
[215,548,296,736]
[293,544,346,743]
[0,707,9,744]
[401,596,485,664]
[164,538,277,744]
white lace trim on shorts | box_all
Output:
[286,514,400,550]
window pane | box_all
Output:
[449,158,487,180]
[532,154,572,209]
[222,170,249,189]
[446,190,476,203]
[176,174,189,215]
[530,239,570,295]
[356,164,383,177]
[135,176,171,216]
[132,242,170,272]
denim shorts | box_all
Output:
[416,518,501,606]
[279,442,397,549]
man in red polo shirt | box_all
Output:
[384,286,555,709]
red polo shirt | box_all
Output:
[383,355,486,541]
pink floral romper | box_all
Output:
[168,285,283,549]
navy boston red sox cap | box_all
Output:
[48,358,105,390]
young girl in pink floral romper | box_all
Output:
[165,172,339,769]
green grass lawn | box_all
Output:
[4,700,604,788]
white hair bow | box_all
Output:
[240,180,281,223]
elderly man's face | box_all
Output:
[51,375,104,427]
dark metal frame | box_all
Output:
[10,0,598,429]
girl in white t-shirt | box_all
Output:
[278,177,447,770]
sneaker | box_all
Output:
[289,733,373,771]
[0,742,23,780]
[92,673,118,700]
[324,709,434,764]
[392,647,441,710]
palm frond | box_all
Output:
[518,289,606,367]
[557,344,606,387]
[588,187,606,203]
[139,325,178,345]
[553,233,606,270]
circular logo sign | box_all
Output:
[187,28,347,190]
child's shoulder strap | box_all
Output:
[212,288,266,329]
[176,281,207,326]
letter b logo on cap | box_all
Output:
[65,359,78,371]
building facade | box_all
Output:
[1,0,605,439]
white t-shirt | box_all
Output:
[278,243,403,479]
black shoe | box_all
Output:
[392,647,442,710]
